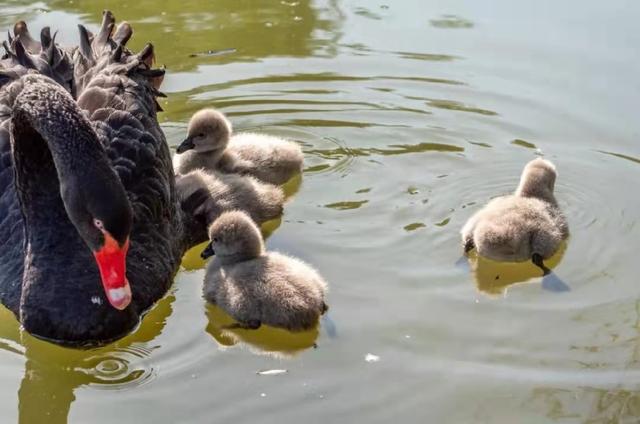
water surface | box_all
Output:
[1,0,639,422]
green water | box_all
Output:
[1,0,640,422]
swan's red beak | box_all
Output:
[93,234,131,310]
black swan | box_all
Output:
[0,11,202,345]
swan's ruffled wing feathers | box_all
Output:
[75,47,173,218]
[1,22,74,93]
[72,13,185,302]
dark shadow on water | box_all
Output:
[321,313,337,339]
[541,272,571,293]
[455,255,471,272]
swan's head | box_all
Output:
[201,211,264,262]
[515,158,558,202]
[177,109,232,155]
[61,165,134,310]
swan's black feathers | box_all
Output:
[71,18,184,313]
[0,22,74,93]
[0,11,191,344]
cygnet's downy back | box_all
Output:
[460,158,568,270]
[176,170,283,244]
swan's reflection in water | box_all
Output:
[465,243,567,296]
[205,304,319,358]
[0,291,175,424]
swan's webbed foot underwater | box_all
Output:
[463,238,475,254]
[223,319,262,330]
[531,253,550,275]
[532,253,571,293]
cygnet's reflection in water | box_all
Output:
[0,292,176,424]
[461,242,568,296]
[280,172,303,200]
[205,304,320,358]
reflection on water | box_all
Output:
[205,305,319,358]
[45,0,341,71]
[1,293,174,423]
[465,245,567,296]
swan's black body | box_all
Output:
[0,12,197,345]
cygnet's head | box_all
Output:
[201,211,265,262]
[176,109,232,154]
[515,158,558,203]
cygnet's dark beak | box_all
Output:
[201,242,215,259]
[176,137,195,154]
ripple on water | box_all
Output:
[79,345,157,390]
[441,151,637,306]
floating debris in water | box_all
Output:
[404,222,426,232]
[435,217,451,227]
[257,369,288,376]
[260,393,267,398]
[430,15,474,29]
[511,138,537,149]
[324,200,369,210]
[189,48,237,58]
[365,353,380,363]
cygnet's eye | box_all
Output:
[198,133,205,138]
[212,237,219,243]
[93,218,105,231]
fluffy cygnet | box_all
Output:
[460,158,568,271]
[176,169,284,245]
[173,108,304,185]
[201,211,328,331]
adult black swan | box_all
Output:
[0,12,202,345]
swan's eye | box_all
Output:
[93,219,105,231]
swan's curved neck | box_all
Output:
[9,77,131,338]
[12,78,109,186]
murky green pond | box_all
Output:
[1,0,640,422]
